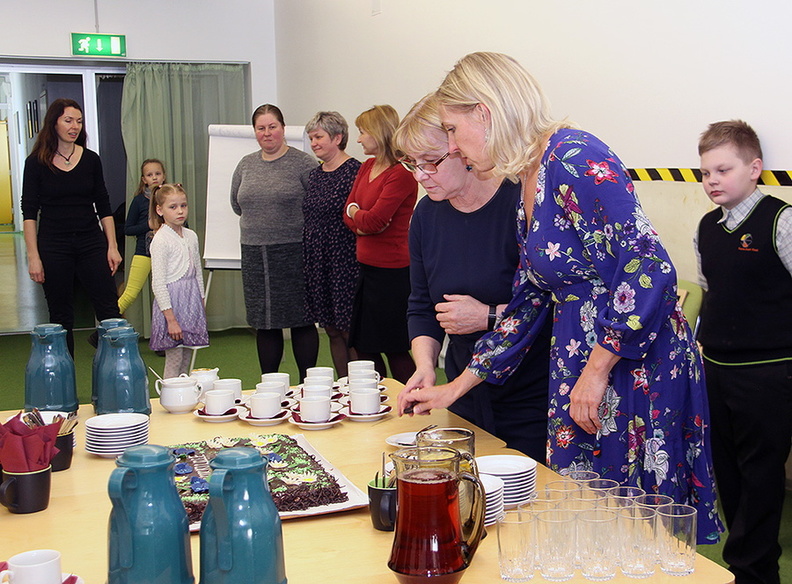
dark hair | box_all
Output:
[305,111,350,150]
[31,98,87,169]
[135,159,167,196]
[251,104,285,128]
[149,183,188,231]
[699,120,763,163]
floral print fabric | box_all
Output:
[469,129,722,543]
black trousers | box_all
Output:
[704,359,792,584]
[38,230,121,353]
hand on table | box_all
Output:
[397,370,480,416]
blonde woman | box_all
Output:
[343,105,418,383]
[394,94,551,459]
[399,52,721,543]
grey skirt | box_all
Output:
[241,243,312,329]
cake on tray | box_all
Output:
[169,433,351,527]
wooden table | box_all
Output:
[0,382,734,584]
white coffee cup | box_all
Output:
[261,372,290,392]
[303,375,334,390]
[256,381,287,401]
[158,380,201,414]
[212,378,242,401]
[349,388,381,415]
[347,369,381,383]
[306,366,335,379]
[347,378,379,391]
[249,392,282,419]
[348,359,376,372]
[0,549,62,584]
[299,395,331,423]
[203,389,235,415]
[302,385,332,399]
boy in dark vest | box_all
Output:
[696,120,792,584]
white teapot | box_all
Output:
[156,375,202,414]
[190,367,219,398]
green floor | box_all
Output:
[2,327,790,577]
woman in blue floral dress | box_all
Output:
[398,52,722,543]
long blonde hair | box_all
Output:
[436,52,570,181]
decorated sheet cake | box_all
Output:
[169,433,367,530]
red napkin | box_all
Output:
[0,413,62,473]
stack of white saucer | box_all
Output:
[476,454,537,509]
[85,413,149,458]
[480,473,505,526]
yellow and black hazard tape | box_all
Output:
[628,169,792,186]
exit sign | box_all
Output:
[71,33,126,57]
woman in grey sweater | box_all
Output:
[231,104,319,380]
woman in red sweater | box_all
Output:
[343,105,418,382]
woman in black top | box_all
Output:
[22,98,122,356]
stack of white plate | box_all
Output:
[480,473,505,526]
[85,413,150,458]
[476,455,537,509]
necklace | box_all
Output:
[55,145,76,166]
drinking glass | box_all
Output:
[657,504,697,576]
[544,479,580,501]
[618,505,657,578]
[578,509,618,581]
[536,509,576,581]
[497,510,536,581]
[605,485,645,510]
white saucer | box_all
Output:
[337,394,388,407]
[340,404,392,421]
[192,406,241,423]
[288,412,346,430]
[238,408,289,426]
[385,431,418,447]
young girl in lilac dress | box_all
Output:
[398,52,722,544]
[149,184,209,377]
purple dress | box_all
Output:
[150,262,209,351]
[469,129,722,543]
[302,158,361,331]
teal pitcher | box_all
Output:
[108,445,194,584]
[24,323,78,413]
[92,318,128,411]
[96,326,151,415]
[200,448,286,584]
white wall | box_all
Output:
[0,0,278,103]
[274,0,792,169]
[274,0,792,280]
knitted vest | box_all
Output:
[698,195,792,364]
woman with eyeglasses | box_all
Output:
[393,94,551,459]
[343,105,418,383]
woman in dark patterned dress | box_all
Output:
[303,111,361,377]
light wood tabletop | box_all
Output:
[0,381,734,584]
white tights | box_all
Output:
[164,347,192,379]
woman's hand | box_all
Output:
[435,294,489,335]
[397,369,480,416]
[401,367,437,395]
[107,248,122,275]
[28,257,45,283]
[568,345,620,434]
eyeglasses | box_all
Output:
[399,152,450,174]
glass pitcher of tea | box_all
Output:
[388,446,485,584]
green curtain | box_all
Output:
[120,62,250,335]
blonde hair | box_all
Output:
[436,52,570,181]
[149,183,187,230]
[393,93,448,158]
[355,105,401,167]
